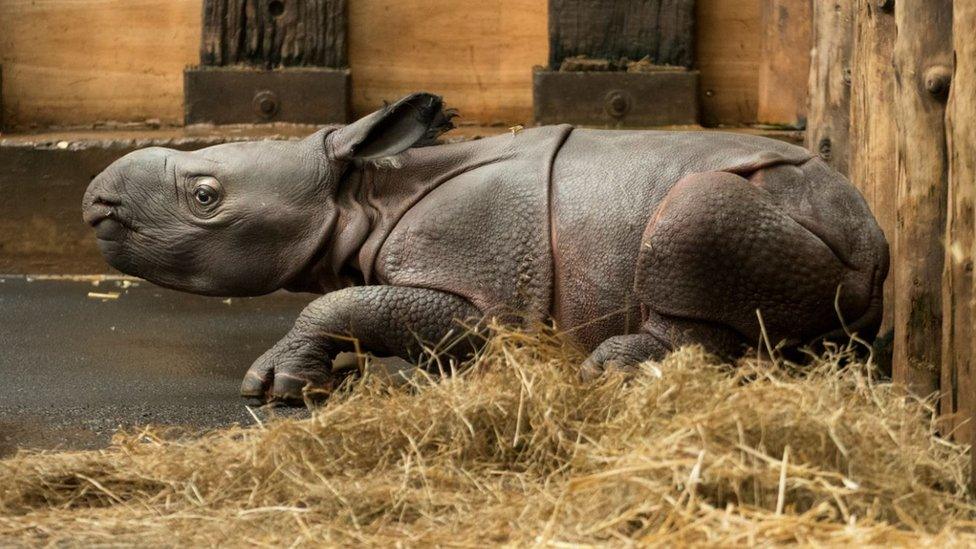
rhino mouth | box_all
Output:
[94,217,130,242]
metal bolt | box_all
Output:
[252,90,280,120]
[923,65,952,101]
[604,90,631,118]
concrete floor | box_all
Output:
[0,276,314,456]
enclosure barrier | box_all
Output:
[808,0,976,482]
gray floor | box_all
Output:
[0,276,314,456]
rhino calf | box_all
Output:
[82,93,888,405]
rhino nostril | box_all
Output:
[93,195,122,206]
[83,204,113,227]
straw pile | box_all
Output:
[2,325,975,546]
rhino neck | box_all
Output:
[285,138,511,293]
[282,165,371,294]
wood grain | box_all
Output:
[695,0,762,126]
[941,1,976,452]
[0,0,763,128]
[806,0,853,175]
[548,0,695,69]
[347,0,547,123]
[0,0,201,129]
[891,0,952,398]
[756,0,812,126]
[849,0,897,336]
[201,0,347,68]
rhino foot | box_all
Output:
[580,334,669,381]
[580,309,750,381]
[240,337,346,406]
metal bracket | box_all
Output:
[533,68,700,127]
[184,67,350,125]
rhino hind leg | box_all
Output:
[580,310,747,379]
[580,333,668,380]
[628,169,883,361]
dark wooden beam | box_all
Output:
[201,0,347,68]
[548,0,695,69]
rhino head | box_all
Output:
[82,93,449,296]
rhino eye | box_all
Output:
[188,178,222,217]
[194,187,216,205]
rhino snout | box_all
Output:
[82,170,127,239]
[82,188,120,226]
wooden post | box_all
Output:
[201,0,347,69]
[185,0,350,124]
[548,0,695,69]
[891,0,952,398]
[942,2,975,454]
[757,0,812,127]
[534,0,700,127]
[806,0,853,175]
[849,0,897,336]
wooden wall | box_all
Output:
[0,0,766,130]
[757,0,812,127]
[347,0,546,126]
[697,0,762,126]
[0,0,201,129]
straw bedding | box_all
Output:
[2,325,975,546]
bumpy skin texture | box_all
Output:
[82,93,889,405]
[241,286,481,403]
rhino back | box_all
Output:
[551,130,814,349]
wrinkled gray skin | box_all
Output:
[83,93,889,405]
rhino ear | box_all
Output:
[330,92,452,161]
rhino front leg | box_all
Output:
[241,286,483,406]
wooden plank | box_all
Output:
[548,0,696,69]
[757,0,812,127]
[942,2,976,455]
[891,0,952,398]
[183,67,349,124]
[0,0,201,129]
[201,0,347,68]
[849,0,897,337]
[696,0,762,126]
[806,0,853,175]
[347,0,547,123]
[0,0,762,128]
[533,70,699,126]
